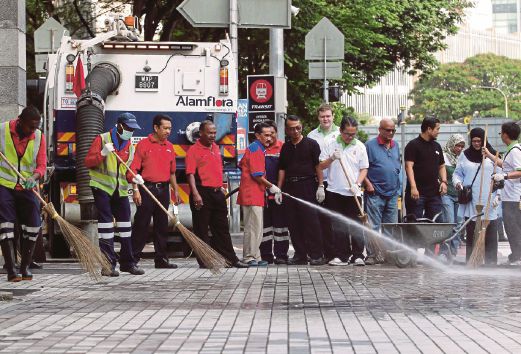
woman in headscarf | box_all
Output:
[440,134,465,258]
[453,128,501,265]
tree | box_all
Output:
[410,53,521,121]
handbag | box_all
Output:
[457,163,481,204]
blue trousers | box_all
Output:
[260,199,289,261]
[364,193,398,256]
[0,185,41,242]
[92,187,133,268]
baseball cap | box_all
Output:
[117,112,141,130]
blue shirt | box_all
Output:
[365,137,401,197]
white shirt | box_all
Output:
[320,137,369,197]
[308,125,340,182]
[503,142,521,202]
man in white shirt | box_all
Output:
[308,104,340,261]
[319,116,369,266]
[486,122,521,265]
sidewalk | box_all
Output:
[0,242,521,353]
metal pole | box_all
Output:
[323,36,328,103]
[230,0,239,71]
[400,106,407,220]
[269,28,286,141]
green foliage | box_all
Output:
[410,53,521,121]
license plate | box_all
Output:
[135,74,159,91]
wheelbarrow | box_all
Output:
[380,213,483,268]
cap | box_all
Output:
[117,112,141,130]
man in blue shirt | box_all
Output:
[364,118,401,264]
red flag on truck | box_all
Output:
[73,57,86,97]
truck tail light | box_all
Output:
[65,54,75,94]
[219,60,229,96]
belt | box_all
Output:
[197,185,222,192]
[285,176,315,183]
[144,181,169,189]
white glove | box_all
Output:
[101,143,115,157]
[132,174,144,185]
[316,185,325,203]
[274,192,283,205]
[269,184,281,194]
[492,194,501,208]
[350,183,361,195]
[330,150,342,161]
[492,173,507,182]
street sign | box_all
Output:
[178,0,291,28]
[308,62,342,80]
[249,112,276,132]
[305,17,344,60]
[248,75,275,112]
[34,17,68,53]
[35,54,48,73]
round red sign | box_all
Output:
[249,79,273,103]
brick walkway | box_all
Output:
[1,251,521,353]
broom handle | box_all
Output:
[0,151,48,206]
[112,152,176,223]
[477,125,488,204]
[483,151,500,223]
[338,158,365,215]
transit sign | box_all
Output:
[178,0,291,28]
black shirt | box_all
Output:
[279,137,321,177]
[404,135,445,197]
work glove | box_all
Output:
[316,185,325,203]
[350,183,361,196]
[269,184,281,194]
[274,192,283,205]
[330,150,342,161]
[492,194,501,208]
[101,143,115,157]
[492,173,507,182]
[22,176,38,189]
[132,174,145,185]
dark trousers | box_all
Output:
[283,178,323,260]
[327,192,364,262]
[131,184,170,264]
[190,187,239,265]
[260,199,289,261]
[405,193,444,221]
[465,219,498,265]
[503,201,521,261]
[320,182,335,260]
[92,187,133,268]
[0,185,41,242]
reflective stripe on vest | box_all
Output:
[0,121,41,189]
[89,132,135,196]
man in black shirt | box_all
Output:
[277,115,325,265]
[404,116,447,221]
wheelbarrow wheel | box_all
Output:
[394,250,414,268]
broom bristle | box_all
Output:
[468,221,488,268]
[44,203,111,280]
[176,222,230,273]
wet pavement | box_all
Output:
[1,245,521,353]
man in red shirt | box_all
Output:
[128,114,180,269]
[186,120,248,268]
[0,106,46,282]
[84,113,144,276]
[237,122,281,266]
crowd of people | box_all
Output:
[1,105,520,281]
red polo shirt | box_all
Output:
[237,140,266,206]
[185,140,223,188]
[127,134,176,183]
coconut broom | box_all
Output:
[112,152,230,273]
[0,151,110,280]
[338,159,384,262]
[468,151,499,268]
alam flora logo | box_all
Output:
[176,96,233,107]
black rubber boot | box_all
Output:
[19,238,36,281]
[1,239,21,282]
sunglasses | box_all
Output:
[380,128,396,133]
[341,132,357,137]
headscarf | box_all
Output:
[464,127,497,164]
[443,133,465,166]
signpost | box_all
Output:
[247,75,276,132]
[305,17,344,103]
[34,18,68,73]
